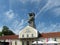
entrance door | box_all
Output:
[27,41,29,45]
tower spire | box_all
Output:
[28,12,36,28]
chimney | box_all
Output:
[28,12,36,28]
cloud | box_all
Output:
[37,22,60,33]
[5,9,14,19]
[37,22,46,33]
[35,0,49,18]
[14,26,24,34]
[31,0,41,3]
[46,23,60,32]
[19,0,41,4]
[36,0,60,18]
[52,7,60,17]
[0,26,3,32]
[10,19,27,34]
[19,0,28,4]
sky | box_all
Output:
[0,0,60,34]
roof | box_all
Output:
[40,32,60,38]
[19,26,37,34]
[0,35,18,40]
[0,32,60,40]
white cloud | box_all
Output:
[36,0,60,18]
[31,0,41,3]
[12,20,19,28]
[17,19,24,27]
[37,22,60,33]
[37,22,46,33]
[5,9,14,19]
[11,19,27,34]
[52,8,60,17]
[19,0,41,4]
[19,0,28,4]
[14,26,24,34]
[0,26,3,32]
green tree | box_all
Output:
[0,32,2,36]
[2,26,15,35]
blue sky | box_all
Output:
[0,0,60,34]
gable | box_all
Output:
[19,26,38,38]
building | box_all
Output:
[0,31,60,45]
[0,13,60,45]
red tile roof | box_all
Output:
[0,35,18,40]
[40,32,60,38]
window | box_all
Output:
[22,41,24,45]
[11,42,12,45]
[10,42,12,45]
[15,41,17,45]
[54,44,57,45]
[54,38,57,45]
[54,38,56,41]
[32,34,33,37]
[22,34,24,38]
[27,34,29,37]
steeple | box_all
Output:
[28,12,36,28]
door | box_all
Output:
[27,41,29,45]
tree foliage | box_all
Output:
[2,26,15,35]
[0,32,2,36]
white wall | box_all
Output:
[19,26,38,38]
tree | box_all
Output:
[0,32,2,36]
[2,26,15,35]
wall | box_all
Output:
[19,26,38,38]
